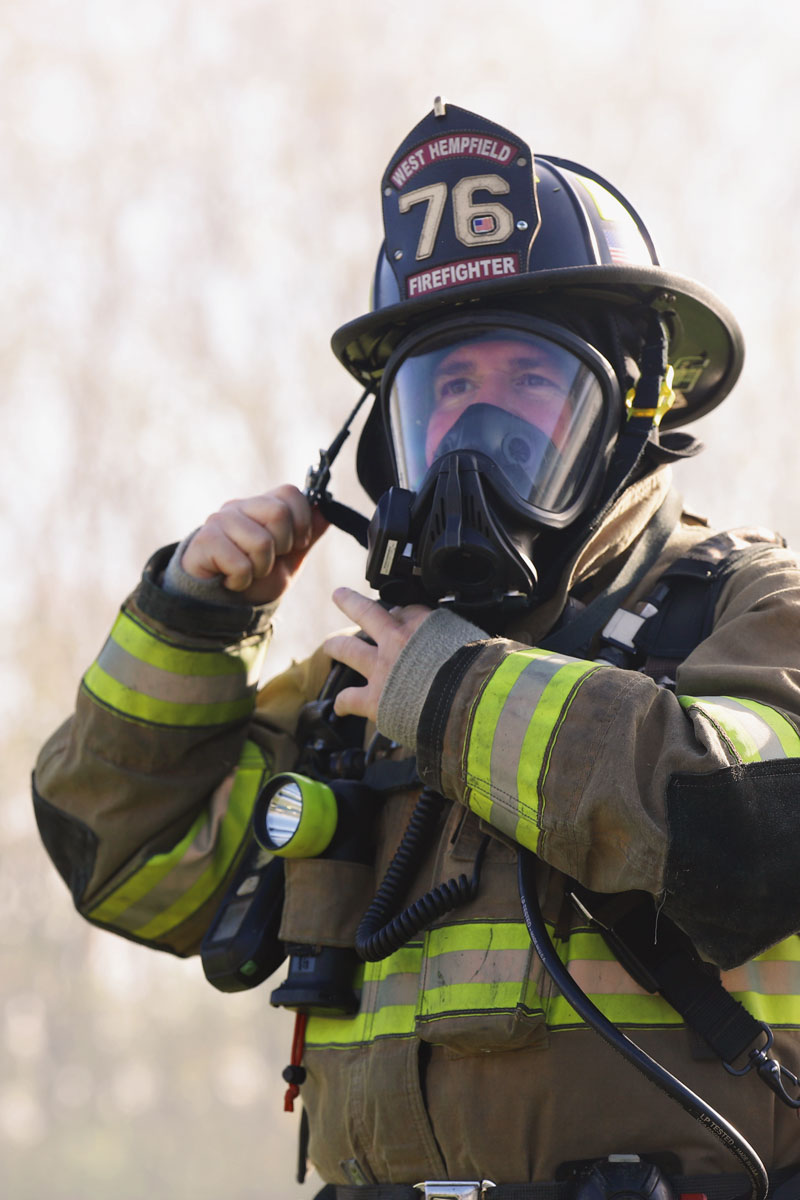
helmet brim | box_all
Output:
[331,264,744,429]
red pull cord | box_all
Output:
[282,1011,308,1112]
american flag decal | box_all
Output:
[471,214,497,236]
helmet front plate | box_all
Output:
[381,104,540,304]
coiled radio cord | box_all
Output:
[355,786,489,962]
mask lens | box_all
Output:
[387,327,611,516]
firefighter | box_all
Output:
[33,101,800,1199]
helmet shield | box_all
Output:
[383,317,622,529]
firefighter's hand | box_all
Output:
[181,485,328,604]
[324,588,433,723]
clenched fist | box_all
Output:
[181,485,328,604]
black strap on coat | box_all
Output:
[569,886,765,1068]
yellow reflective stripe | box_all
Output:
[420,923,540,1018]
[420,979,532,1018]
[83,610,268,727]
[756,935,800,963]
[548,922,699,1027]
[566,930,618,961]
[88,741,270,936]
[465,648,599,851]
[305,947,422,1047]
[565,990,800,1031]
[425,921,532,955]
[549,929,800,1030]
[519,658,599,842]
[465,651,533,824]
[83,661,258,727]
[727,995,800,1027]
[547,987,682,1029]
[679,695,800,763]
[307,926,800,1047]
[108,610,264,678]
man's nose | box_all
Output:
[475,370,511,406]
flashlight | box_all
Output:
[254,773,339,859]
[254,771,378,1016]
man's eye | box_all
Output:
[516,372,559,390]
[438,377,473,402]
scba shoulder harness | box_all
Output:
[557,525,800,1109]
[597,525,787,686]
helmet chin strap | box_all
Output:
[596,312,673,511]
[304,388,373,549]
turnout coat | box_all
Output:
[33,466,800,1185]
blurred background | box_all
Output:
[4,1,800,1195]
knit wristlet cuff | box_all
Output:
[376,608,487,751]
[136,543,278,640]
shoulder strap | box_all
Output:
[636,528,785,667]
[540,488,683,656]
[598,526,786,683]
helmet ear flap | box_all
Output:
[357,400,396,502]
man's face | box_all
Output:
[425,337,575,465]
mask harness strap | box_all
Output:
[305,388,373,548]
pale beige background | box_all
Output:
[4,2,800,1196]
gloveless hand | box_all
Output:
[181,484,328,604]
[323,588,433,724]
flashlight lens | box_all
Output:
[265,781,303,848]
[255,772,338,858]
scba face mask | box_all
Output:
[364,315,622,617]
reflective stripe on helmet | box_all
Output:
[87,739,271,938]
[678,695,800,763]
[82,608,267,728]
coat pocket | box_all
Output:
[279,858,375,948]
[414,918,549,1054]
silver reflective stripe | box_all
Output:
[679,695,800,763]
[97,638,257,704]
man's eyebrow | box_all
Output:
[509,355,549,369]
[435,353,553,377]
[435,354,548,375]
[434,358,475,376]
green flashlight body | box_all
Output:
[253,772,376,866]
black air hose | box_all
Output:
[517,847,768,1200]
